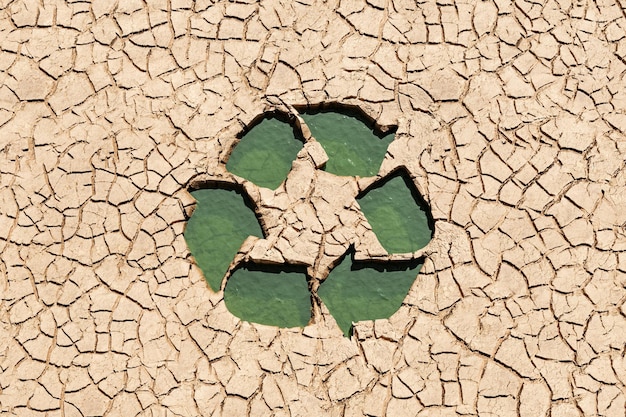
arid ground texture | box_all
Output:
[2,0,626,416]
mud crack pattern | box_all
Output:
[1,1,626,416]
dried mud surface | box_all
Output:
[2,1,626,416]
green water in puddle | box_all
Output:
[358,174,433,254]
[224,265,311,328]
[184,188,263,291]
[226,116,303,189]
[301,111,395,177]
[319,254,422,336]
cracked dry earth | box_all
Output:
[2,0,626,416]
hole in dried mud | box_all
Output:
[358,170,434,254]
[226,113,304,189]
[224,263,311,328]
[300,109,396,177]
[184,186,263,291]
[318,251,423,337]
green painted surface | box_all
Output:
[184,188,263,291]
[224,265,312,328]
[319,255,422,336]
[358,174,433,253]
[226,117,303,189]
[301,111,395,177]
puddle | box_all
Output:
[358,172,433,254]
[224,264,311,328]
[318,253,422,336]
[301,111,395,177]
[184,187,263,291]
[226,115,303,189]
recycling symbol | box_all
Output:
[184,104,433,335]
